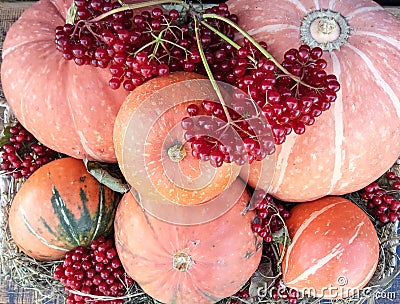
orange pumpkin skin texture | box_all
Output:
[229,0,400,201]
[113,71,240,206]
[282,196,379,299]
[114,180,263,304]
[8,157,119,261]
[0,0,158,162]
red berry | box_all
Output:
[365,182,380,193]
[379,214,390,223]
[392,181,400,190]
[386,171,397,180]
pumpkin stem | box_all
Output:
[167,144,186,162]
[300,9,350,51]
[173,251,192,272]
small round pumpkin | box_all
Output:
[8,157,119,261]
[114,179,263,304]
[113,71,240,206]
[282,196,379,299]
[229,0,400,201]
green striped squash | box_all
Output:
[9,157,120,261]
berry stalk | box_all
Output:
[202,12,322,91]
[68,0,188,24]
[193,14,233,124]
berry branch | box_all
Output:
[202,12,325,93]
[56,0,340,167]
[193,12,233,124]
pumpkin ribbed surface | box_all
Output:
[282,196,379,298]
[229,0,400,201]
[113,71,240,206]
[0,0,158,162]
[114,179,262,304]
[8,157,119,261]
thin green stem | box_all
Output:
[133,39,158,56]
[202,13,323,91]
[193,16,232,123]
[90,0,187,23]
[202,13,286,70]
[200,21,257,65]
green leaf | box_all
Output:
[66,2,78,25]
[0,125,13,147]
[83,157,130,194]
[272,226,291,246]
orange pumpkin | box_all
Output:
[1,0,160,162]
[282,196,379,299]
[114,179,262,304]
[230,0,400,201]
[8,157,119,261]
[113,71,240,206]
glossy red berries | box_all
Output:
[53,237,134,304]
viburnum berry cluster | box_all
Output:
[53,237,134,304]
[0,123,58,178]
[250,189,291,242]
[55,0,238,91]
[55,0,340,167]
[181,99,275,167]
[181,43,338,167]
[361,171,400,224]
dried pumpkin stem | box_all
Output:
[173,251,192,272]
[167,144,186,162]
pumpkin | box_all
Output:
[228,0,400,201]
[8,157,119,261]
[113,71,241,206]
[114,179,263,304]
[0,0,158,162]
[282,196,379,299]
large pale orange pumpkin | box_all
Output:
[1,0,158,162]
[228,0,400,201]
[8,157,119,261]
[114,179,263,304]
[282,196,379,299]
[113,71,240,206]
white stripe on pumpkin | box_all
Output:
[328,51,344,193]
[286,0,308,14]
[353,31,399,50]
[348,221,364,245]
[20,207,68,252]
[328,0,336,10]
[283,201,343,273]
[346,6,385,20]
[285,242,345,285]
[345,44,400,119]
[270,135,297,193]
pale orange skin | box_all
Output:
[282,196,379,299]
[8,158,118,261]
[230,0,400,202]
[1,0,163,162]
[114,179,263,304]
[113,72,240,205]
